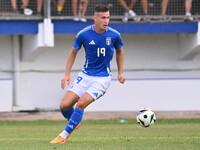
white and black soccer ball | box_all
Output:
[136,108,156,127]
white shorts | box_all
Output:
[68,72,111,100]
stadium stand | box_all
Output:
[0,0,199,21]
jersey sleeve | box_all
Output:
[73,33,84,50]
[114,34,124,50]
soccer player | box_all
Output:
[50,4,126,144]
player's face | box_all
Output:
[94,11,110,33]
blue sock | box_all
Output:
[61,107,74,120]
[65,108,84,134]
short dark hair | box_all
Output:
[94,4,109,13]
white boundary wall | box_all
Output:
[89,79,200,111]
[1,29,200,111]
[0,79,13,112]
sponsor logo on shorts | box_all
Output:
[93,93,98,98]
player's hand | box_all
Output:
[61,75,71,90]
[118,74,126,84]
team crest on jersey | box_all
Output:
[106,37,111,45]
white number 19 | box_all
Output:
[97,48,106,57]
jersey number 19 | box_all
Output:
[97,48,106,57]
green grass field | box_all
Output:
[0,119,199,150]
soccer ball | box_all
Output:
[136,108,156,127]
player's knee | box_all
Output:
[60,101,68,111]
[59,103,64,111]
[76,101,87,110]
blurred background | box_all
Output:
[0,0,199,21]
[0,0,200,113]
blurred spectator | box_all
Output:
[11,0,27,12]
[160,0,169,21]
[142,0,169,21]
[57,0,65,15]
[37,0,43,16]
[185,0,193,21]
[117,0,136,22]
[51,0,57,15]
[118,0,170,22]
[56,0,88,21]
[140,0,149,20]
[117,0,145,22]
[161,0,168,16]
[11,0,33,15]
[20,0,28,9]
[72,0,88,22]
[11,0,19,13]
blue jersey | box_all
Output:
[73,25,123,77]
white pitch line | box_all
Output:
[0,136,199,141]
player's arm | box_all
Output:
[61,47,78,89]
[116,47,126,84]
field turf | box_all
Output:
[0,119,199,150]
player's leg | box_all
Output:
[50,72,111,144]
[59,72,88,120]
[60,91,79,120]
[50,72,87,144]
[50,93,94,144]
[49,91,79,144]
[64,93,94,137]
